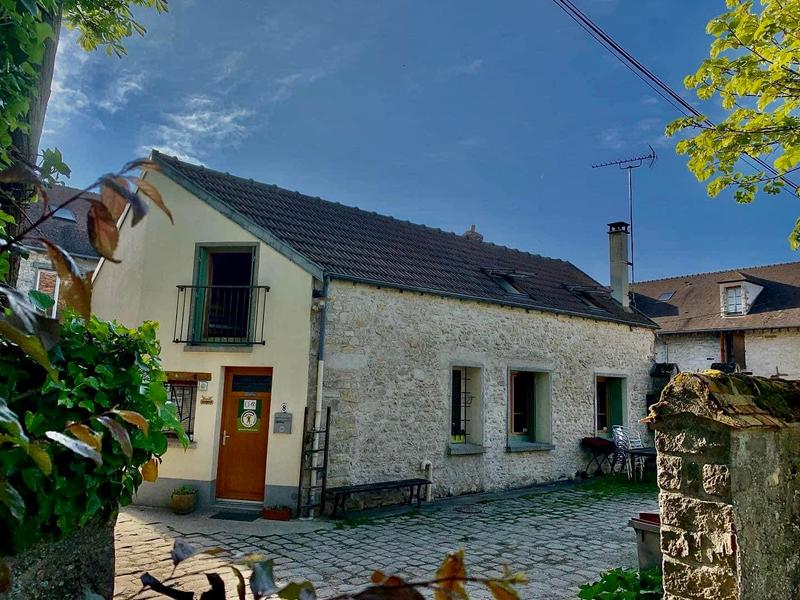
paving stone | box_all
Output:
[115,484,657,599]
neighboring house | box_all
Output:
[17,186,100,316]
[92,151,657,510]
[633,262,800,379]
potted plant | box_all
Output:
[170,485,199,515]
[262,504,292,521]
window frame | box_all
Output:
[190,242,259,344]
[594,373,628,438]
[35,267,60,318]
[449,364,483,449]
[165,380,199,440]
[506,368,552,449]
[725,285,743,315]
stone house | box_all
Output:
[92,151,657,510]
[17,186,99,316]
[632,262,800,379]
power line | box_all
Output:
[552,0,798,193]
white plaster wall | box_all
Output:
[657,334,720,372]
[743,330,800,379]
[92,171,314,497]
[320,281,655,497]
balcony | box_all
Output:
[173,285,269,346]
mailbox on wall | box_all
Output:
[273,412,292,434]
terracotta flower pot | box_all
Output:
[261,507,291,521]
[170,492,197,515]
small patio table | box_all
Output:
[627,447,657,480]
[580,437,616,474]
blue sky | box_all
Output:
[41,0,800,284]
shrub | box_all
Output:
[578,567,662,599]
[0,314,186,554]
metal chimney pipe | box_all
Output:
[608,221,631,311]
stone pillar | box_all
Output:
[647,372,800,600]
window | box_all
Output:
[193,245,255,342]
[35,268,60,317]
[53,207,76,221]
[165,381,198,440]
[450,366,481,445]
[725,286,743,315]
[508,370,551,446]
[658,291,675,302]
[596,376,625,435]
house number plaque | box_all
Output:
[237,398,261,432]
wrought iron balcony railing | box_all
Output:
[173,284,269,346]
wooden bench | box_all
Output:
[325,478,431,518]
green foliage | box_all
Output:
[0,314,186,554]
[667,0,800,245]
[171,485,198,496]
[579,568,662,599]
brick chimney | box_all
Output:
[463,224,483,242]
[608,221,631,311]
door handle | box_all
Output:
[222,429,231,446]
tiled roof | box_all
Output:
[645,372,800,428]
[24,186,100,259]
[153,151,655,328]
[632,262,800,333]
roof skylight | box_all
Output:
[658,291,675,302]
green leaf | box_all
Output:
[278,581,317,600]
[0,397,27,443]
[45,431,102,466]
[0,480,25,521]
[28,289,55,312]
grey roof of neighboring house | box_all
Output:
[632,261,800,333]
[24,186,100,259]
[153,150,656,329]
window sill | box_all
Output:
[447,443,485,456]
[183,344,254,353]
[506,441,554,453]
[167,437,198,449]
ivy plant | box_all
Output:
[578,568,662,600]
[0,314,187,554]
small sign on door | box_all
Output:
[237,398,261,432]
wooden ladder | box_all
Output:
[296,406,331,518]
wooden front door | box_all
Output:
[216,367,272,501]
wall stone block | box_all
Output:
[663,558,738,600]
[660,492,734,534]
[702,463,731,498]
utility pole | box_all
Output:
[592,145,657,289]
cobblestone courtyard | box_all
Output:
[115,481,658,599]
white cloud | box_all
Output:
[599,127,624,150]
[270,69,326,103]
[97,71,145,113]
[213,50,245,83]
[439,58,485,79]
[139,94,255,164]
[44,29,92,134]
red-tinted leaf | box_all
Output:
[141,457,158,482]
[132,176,172,223]
[435,551,467,600]
[485,581,519,600]
[39,239,91,320]
[231,566,246,600]
[95,415,132,459]
[86,201,120,262]
[0,163,41,185]
[110,409,149,435]
[67,423,102,451]
[101,175,149,225]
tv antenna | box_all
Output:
[591,144,657,287]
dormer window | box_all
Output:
[658,291,675,302]
[725,286,743,315]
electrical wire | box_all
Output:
[552,0,799,193]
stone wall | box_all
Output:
[656,334,719,372]
[319,281,654,497]
[649,372,800,600]
[657,330,800,379]
[17,247,97,313]
[744,329,800,379]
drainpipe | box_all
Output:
[310,276,330,516]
